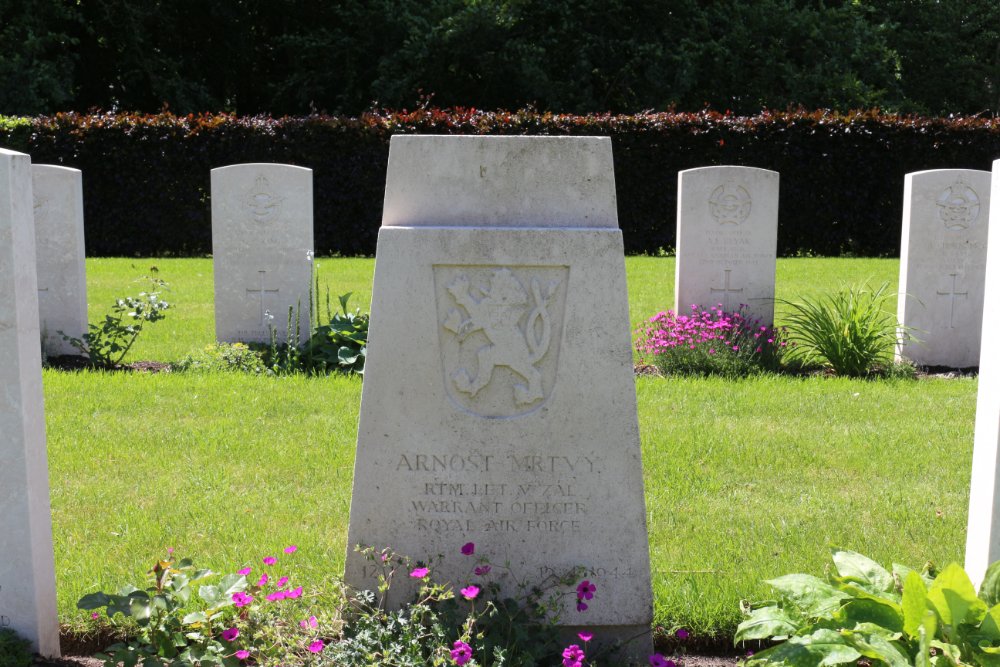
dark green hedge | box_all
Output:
[2,109,999,257]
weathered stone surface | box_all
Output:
[32,165,88,357]
[0,148,61,657]
[211,163,313,345]
[675,166,779,324]
[345,136,653,657]
[966,161,1000,588]
[897,169,992,368]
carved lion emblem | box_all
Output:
[435,265,568,418]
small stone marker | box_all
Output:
[211,164,313,345]
[0,148,61,657]
[897,169,992,368]
[31,164,88,357]
[345,136,653,656]
[966,160,1000,588]
[675,166,780,324]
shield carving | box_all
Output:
[433,264,569,418]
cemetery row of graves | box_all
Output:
[1,136,999,665]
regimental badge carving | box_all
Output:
[936,182,980,231]
[709,183,752,225]
[435,265,569,418]
[244,174,285,223]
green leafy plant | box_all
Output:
[302,291,368,375]
[62,277,170,368]
[171,342,271,375]
[0,628,33,667]
[79,547,327,667]
[736,548,1000,667]
[781,282,905,377]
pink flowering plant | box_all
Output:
[636,304,785,377]
[323,543,594,666]
[78,546,329,666]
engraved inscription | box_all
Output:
[244,174,285,223]
[435,265,569,418]
[937,182,980,231]
[246,270,280,327]
[709,183,752,225]
[937,273,969,328]
[395,451,600,534]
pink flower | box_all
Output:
[266,590,288,602]
[562,644,586,667]
[287,586,303,599]
[578,632,593,642]
[576,580,596,600]
[237,567,252,576]
[299,615,318,629]
[307,640,324,653]
[167,547,174,555]
[284,545,298,554]
[461,542,475,556]
[649,655,671,667]
[263,556,277,565]
[474,565,491,576]
[676,628,689,639]
[91,612,99,619]
[576,600,588,612]
[460,585,480,600]
[232,592,253,607]
[277,576,289,587]
[410,567,429,578]
[257,573,269,587]
[451,640,473,665]
[235,649,250,660]
[222,627,239,642]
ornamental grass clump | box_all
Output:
[636,304,785,377]
[780,282,905,377]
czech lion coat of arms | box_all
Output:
[434,265,569,418]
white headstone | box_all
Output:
[345,136,653,657]
[32,165,88,357]
[675,166,780,324]
[966,160,1000,587]
[0,148,61,657]
[897,169,992,368]
[211,164,313,345]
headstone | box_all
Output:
[897,169,992,368]
[345,136,653,657]
[0,148,61,657]
[32,165,88,357]
[966,160,1000,588]
[675,166,780,324]
[211,164,313,345]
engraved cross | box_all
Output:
[710,269,744,312]
[246,270,280,326]
[936,273,969,328]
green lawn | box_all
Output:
[44,257,975,642]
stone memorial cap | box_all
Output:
[382,135,618,228]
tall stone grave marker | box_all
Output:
[966,160,1000,587]
[0,148,61,657]
[345,136,653,655]
[897,169,992,368]
[32,165,88,357]
[675,166,780,324]
[211,164,313,345]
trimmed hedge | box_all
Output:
[2,109,999,257]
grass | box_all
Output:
[42,256,975,643]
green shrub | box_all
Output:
[0,628,33,667]
[62,277,170,368]
[171,342,270,375]
[636,304,785,378]
[781,283,906,377]
[736,548,1000,667]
